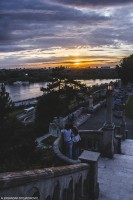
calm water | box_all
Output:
[5,79,118,102]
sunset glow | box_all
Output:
[0,1,133,68]
[74,62,81,66]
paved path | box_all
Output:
[79,107,133,139]
[98,140,133,200]
[79,106,133,200]
[79,108,106,130]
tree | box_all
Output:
[35,79,90,134]
[116,54,133,84]
[0,84,43,172]
[0,110,45,172]
[0,83,13,127]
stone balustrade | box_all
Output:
[79,130,103,153]
[0,134,101,200]
[53,134,100,198]
[49,107,86,137]
[53,130,103,164]
[0,163,91,200]
[114,126,128,154]
[93,99,106,113]
[49,99,106,137]
[93,89,106,100]
[49,89,107,137]
[53,136,81,165]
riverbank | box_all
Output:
[14,98,38,107]
[0,68,118,84]
[5,79,118,102]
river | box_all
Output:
[5,79,118,102]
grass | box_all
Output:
[126,95,133,119]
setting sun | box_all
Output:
[74,62,80,65]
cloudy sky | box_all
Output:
[0,0,133,68]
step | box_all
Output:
[121,139,133,156]
[98,154,133,200]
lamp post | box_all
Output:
[104,84,114,128]
[88,95,94,112]
[102,83,115,158]
[118,79,121,88]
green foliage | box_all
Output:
[35,88,74,133]
[0,85,57,172]
[41,136,56,147]
[0,69,51,83]
[51,66,67,80]
[66,68,118,79]
[0,119,37,170]
[36,79,105,134]
[0,116,57,172]
[0,67,118,84]
[0,83,13,126]
[126,96,133,119]
[116,54,133,84]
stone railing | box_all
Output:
[79,130,104,153]
[49,89,107,137]
[49,99,106,137]
[114,126,128,154]
[53,136,81,165]
[52,131,100,200]
[0,163,90,200]
[93,99,106,113]
[93,89,106,100]
[53,130,103,163]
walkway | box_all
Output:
[79,107,133,200]
[79,107,133,139]
[98,140,133,200]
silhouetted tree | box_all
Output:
[0,84,45,172]
[36,79,90,134]
[116,54,133,84]
[0,83,13,127]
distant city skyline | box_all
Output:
[1,0,133,68]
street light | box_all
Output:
[104,83,114,128]
[102,83,115,158]
[88,95,93,112]
[107,83,113,92]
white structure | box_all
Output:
[88,95,94,111]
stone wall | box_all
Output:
[49,100,106,137]
[79,130,104,152]
[49,107,86,137]
[0,163,90,200]
[53,136,81,165]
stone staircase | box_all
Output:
[98,139,133,200]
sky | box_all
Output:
[1,0,133,68]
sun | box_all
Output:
[74,62,80,65]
